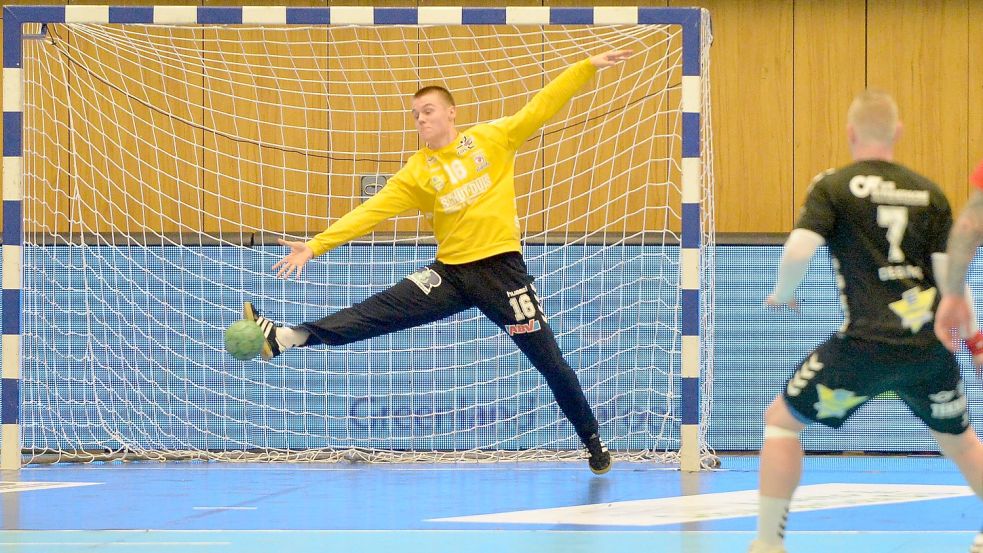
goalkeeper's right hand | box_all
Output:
[272,238,314,279]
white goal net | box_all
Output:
[11,8,714,466]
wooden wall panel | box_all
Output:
[867,0,969,212]
[7,1,983,239]
[548,0,675,236]
[541,25,678,235]
[792,0,865,215]
[323,26,417,237]
[69,25,203,236]
[201,27,328,236]
[683,0,794,233]
[21,25,73,237]
[969,0,983,199]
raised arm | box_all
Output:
[496,49,633,150]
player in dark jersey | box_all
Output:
[749,90,983,553]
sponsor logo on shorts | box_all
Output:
[929,385,968,420]
[407,267,442,295]
[813,384,868,419]
[506,320,541,336]
[787,354,823,397]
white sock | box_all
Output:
[757,495,791,545]
[972,532,983,552]
[276,327,310,351]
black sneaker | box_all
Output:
[584,433,611,475]
[243,301,281,361]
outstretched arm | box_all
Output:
[765,228,825,311]
[497,49,634,150]
[272,169,423,279]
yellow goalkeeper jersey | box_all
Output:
[305,59,598,265]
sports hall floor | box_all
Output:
[0,455,977,552]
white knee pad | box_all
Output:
[764,425,801,440]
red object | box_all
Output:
[965,330,983,356]
[972,160,983,191]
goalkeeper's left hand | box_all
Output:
[589,49,634,68]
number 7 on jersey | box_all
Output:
[877,205,908,263]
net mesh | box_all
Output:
[17,18,714,465]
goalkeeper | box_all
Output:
[246,49,634,475]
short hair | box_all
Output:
[847,89,899,145]
[413,86,456,107]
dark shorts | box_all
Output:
[296,251,599,442]
[782,334,969,435]
[299,251,549,347]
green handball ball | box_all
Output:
[225,319,264,361]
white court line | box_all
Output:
[0,482,101,494]
[430,483,974,526]
[193,507,258,511]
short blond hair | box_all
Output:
[413,86,456,107]
[847,89,899,145]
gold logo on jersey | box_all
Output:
[888,286,936,333]
[814,384,868,419]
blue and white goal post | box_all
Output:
[1,6,714,470]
